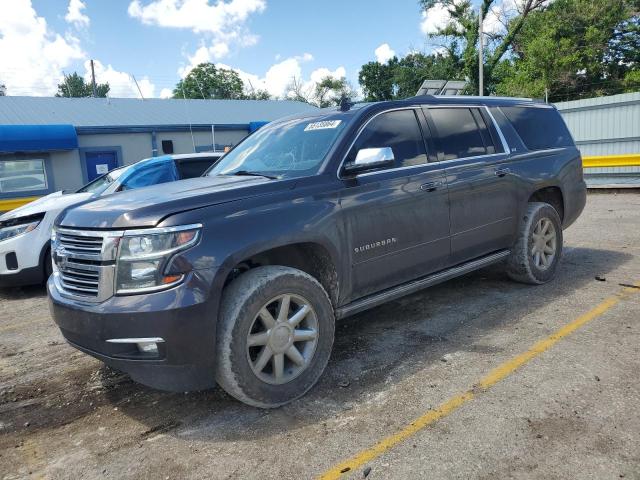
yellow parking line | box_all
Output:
[318,283,639,479]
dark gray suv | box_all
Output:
[48,96,586,408]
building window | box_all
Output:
[0,159,48,194]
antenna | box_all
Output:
[338,94,353,112]
[131,74,145,100]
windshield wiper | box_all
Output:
[226,170,279,180]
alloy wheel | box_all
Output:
[246,294,319,385]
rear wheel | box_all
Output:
[215,266,335,408]
[506,202,563,285]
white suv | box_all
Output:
[0,153,222,287]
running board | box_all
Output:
[336,250,510,319]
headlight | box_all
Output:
[0,213,44,242]
[115,224,201,294]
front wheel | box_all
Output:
[506,202,563,285]
[215,266,335,408]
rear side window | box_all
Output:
[347,109,428,169]
[177,158,218,179]
[429,108,487,160]
[501,106,573,151]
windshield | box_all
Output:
[207,115,348,179]
[76,167,126,194]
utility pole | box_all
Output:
[478,6,484,96]
[90,59,98,97]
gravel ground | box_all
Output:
[1,193,639,480]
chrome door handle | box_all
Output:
[420,181,442,192]
[495,167,511,177]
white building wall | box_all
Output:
[555,92,640,175]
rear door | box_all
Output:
[339,108,451,300]
[425,106,517,264]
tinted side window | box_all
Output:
[177,159,217,179]
[430,108,487,160]
[501,106,573,151]
[120,161,178,190]
[347,110,427,169]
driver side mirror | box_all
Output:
[343,147,395,174]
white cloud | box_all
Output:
[160,87,173,98]
[217,54,345,99]
[65,0,90,28]
[84,60,156,98]
[0,0,85,96]
[374,43,395,64]
[128,0,265,33]
[129,0,265,62]
[420,1,463,35]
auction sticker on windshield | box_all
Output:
[304,120,342,131]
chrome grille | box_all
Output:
[53,228,123,303]
[58,232,104,256]
[58,262,100,297]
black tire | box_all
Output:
[44,247,53,281]
[215,266,335,408]
[506,202,563,285]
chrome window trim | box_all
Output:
[336,106,429,180]
[483,106,511,155]
[355,162,444,178]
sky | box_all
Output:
[0,0,505,99]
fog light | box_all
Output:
[137,341,158,354]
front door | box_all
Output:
[426,106,518,264]
[84,151,118,182]
[339,108,451,301]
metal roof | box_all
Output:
[0,96,318,127]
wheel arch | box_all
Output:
[220,240,340,308]
[528,185,564,222]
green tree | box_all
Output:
[284,76,355,107]
[244,89,272,100]
[174,63,245,99]
[314,76,356,107]
[495,0,639,101]
[55,72,109,97]
[358,51,463,101]
[358,60,396,101]
[0,83,5,96]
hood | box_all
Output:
[57,175,284,229]
[0,191,93,221]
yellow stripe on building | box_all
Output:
[0,196,40,212]
[582,153,640,168]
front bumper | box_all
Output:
[0,265,44,287]
[48,269,220,392]
[0,229,47,287]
